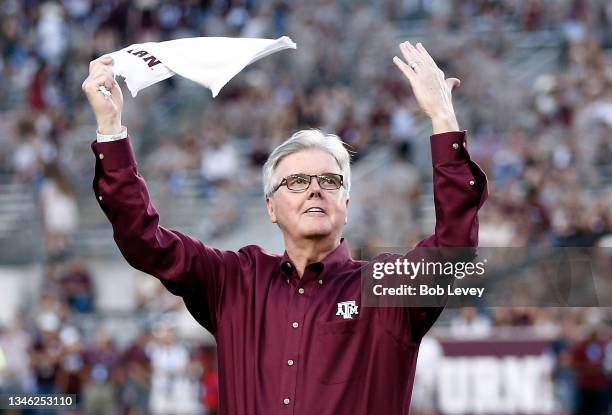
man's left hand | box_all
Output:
[393,41,460,133]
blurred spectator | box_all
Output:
[41,262,65,306]
[120,332,151,415]
[147,322,201,415]
[572,326,610,415]
[549,319,577,415]
[60,259,95,314]
[40,162,79,258]
[200,127,240,188]
[11,116,49,183]
[37,2,68,68]
[83,328,120,415]
[56,325,87,409]
[30,312,62,395]
[0,314,34,394]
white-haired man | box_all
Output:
[82,41,488,414]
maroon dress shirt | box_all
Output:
[91,130,488,414]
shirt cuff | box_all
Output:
[430,130,470,165]
[96,127,128,142]
[91,135,137,170]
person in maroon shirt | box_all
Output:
[82,41,488,414]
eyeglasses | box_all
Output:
[273,173,344,193]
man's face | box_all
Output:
[266,149,349,242]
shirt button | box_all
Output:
[469,180,475,186]
[283,398,290,405]
[452,143,459,150]
[292,322,299,328]
[98,195,103,201]
[298,288,305,294]
[318,279,323,285]
[287,359,294,366]
[99,153,105,160]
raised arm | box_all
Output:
[392,42,488,340]
[393,41,487,248]
[81,57,246,333]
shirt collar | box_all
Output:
[280,238,352,278]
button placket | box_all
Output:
[279,275,308,411]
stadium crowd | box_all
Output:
[0,0,611,414]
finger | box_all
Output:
[90,62,114,78]
[393,56,416,82]
[91,55,113,66]
[92,74,114,91]
[89,57,114,75]
[89,73,115,93]
[446,77,461,91]
[90,62,113,75]
[110,78,122,94]
[415,43,438,67]
[400,42,419,66]
[81,78,91,93]
[404,41,425,67]
[91,70,115,86]
[90,62,112,75]
[103,76,114,91]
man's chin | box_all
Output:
[300,226,333,240]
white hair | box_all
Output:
[263,129,351,198]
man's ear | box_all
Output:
[266,196,277,223]
[344,197,349,224]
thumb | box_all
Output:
[446,77,461,91]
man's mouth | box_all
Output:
[304,207,326,214]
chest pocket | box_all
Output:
[313,314,373,384]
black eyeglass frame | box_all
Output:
[272,173,344,194]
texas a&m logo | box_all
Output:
[336,300,359,319]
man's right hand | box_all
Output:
[82,56,124,135]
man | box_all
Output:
[82,41,488,414]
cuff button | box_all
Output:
[98,195,103,201]
[99,153,105,160]
[452,143,459,150]
[469,180,475,186]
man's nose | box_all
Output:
[308,176,323,198]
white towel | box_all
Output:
[105,36,296,98]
